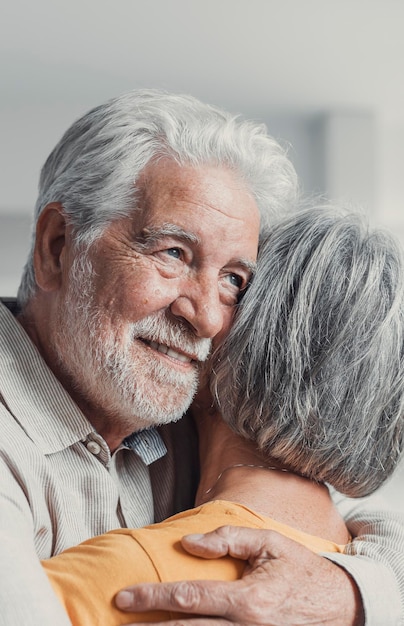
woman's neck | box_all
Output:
[193,398,288,501]
[196,426,282,507]
[193,405,349,544]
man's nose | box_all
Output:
[170,277,225,339]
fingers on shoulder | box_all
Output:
[182,525,299,561]
[161,578,272,624]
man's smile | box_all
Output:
[141,338,195,364]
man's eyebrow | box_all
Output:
[136,223,257,275]
[236,259,257,276]
[136,223,200,247]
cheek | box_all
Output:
[211,308,235,349]
[98,273,182,321]
[132,282,177,310]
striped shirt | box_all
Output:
[0,299,198,624]
[0,299,198,553]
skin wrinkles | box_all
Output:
[134,223,257,288]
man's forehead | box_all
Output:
[132,159,260,267]
[137,158,259,223]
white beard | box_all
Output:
[52,253,211,429]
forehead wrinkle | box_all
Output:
[183,197,256,224]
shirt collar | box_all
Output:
[123,429,167,465]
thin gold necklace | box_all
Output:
[205,463,292,495]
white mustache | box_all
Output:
[129,312,212,363]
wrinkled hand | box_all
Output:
[115,526,364,626]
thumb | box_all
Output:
[181,525,288,561]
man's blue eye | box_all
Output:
[166,248,181,259]
[228,274,243,288]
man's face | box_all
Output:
[53,159,260,435]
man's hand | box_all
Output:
[115,526,364,625]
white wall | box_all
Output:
[379,122,404,233]
[0,215,31,296]
[268,111,404,236]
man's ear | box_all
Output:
[34,203,69,292]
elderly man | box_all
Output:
[0,89,403,625]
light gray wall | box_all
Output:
[0,215,31,296]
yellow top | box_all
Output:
[44,500,346,626]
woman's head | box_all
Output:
[213,206,404,497]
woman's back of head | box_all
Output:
[213,206,404,497]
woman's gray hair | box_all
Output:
[212,207,404,497]
[17,89,298,307]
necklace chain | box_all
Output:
[205,463,291,495]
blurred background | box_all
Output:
[1,0,403,511]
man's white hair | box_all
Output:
[18,89,299,307]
